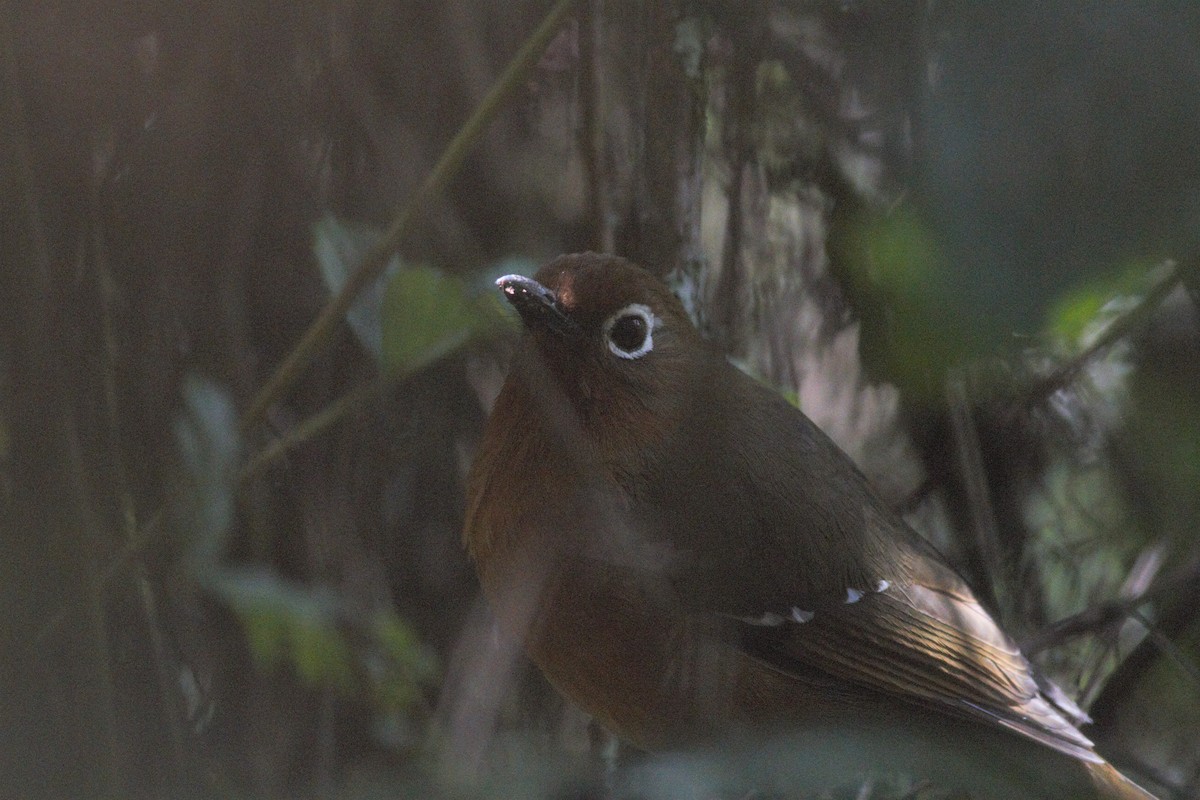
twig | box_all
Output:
[32,511,164,653]
[238,375,393,483]
[91,167,191,783]
[946,370,1004,611]
[1003,262,1182,424]
[1021,559,1200,655]
[240,0,582,432]
[1085,553,1200,751]
[1128,607,1200,691]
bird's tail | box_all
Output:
[1088,760,1158,800]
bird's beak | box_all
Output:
[496,274,579,336]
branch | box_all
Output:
[238,375,392,483]
[239,0,582,432]
[1003,262,1182,424]
[1021,557,1200,657]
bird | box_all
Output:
[463,252,1157,800]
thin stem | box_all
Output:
[92,175,190,783]
[32,511,165,653]
[239,375,393,483]
[240,0,582,432]
[946,371,1004,612]
[1004,262,1182,424]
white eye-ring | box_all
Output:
[602,303,659,359]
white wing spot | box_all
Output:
[790,607,815,623]
[875,579,891,593]
[845,588,864,604]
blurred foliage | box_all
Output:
[216,569,357,691]
[173,370,438,749]
[210,567,437,711]
[1047,263,1165,347]
[839,204,969,395]
[314,216,400,364]
[174,375,240,568]
[381,265,501,376]
[317,214,514,377]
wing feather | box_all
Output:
[662,360,1098,761]
[739,582,1099,762]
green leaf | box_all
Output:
[1048,287,1108,345]
[313,215,399,363]
[207,567,437,710]
[839,205,973,397]
[291,617,354,691]
[370,611,439,710]
[314,216,522,373]
[1044,260,1158,347]
[381,265,492,376]
[207,567,355,690]
[173,375,240,570]
[855,209,943,295]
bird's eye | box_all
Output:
[603,303,658,359]
[610,315,646,351]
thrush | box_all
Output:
[464,252,1156,800]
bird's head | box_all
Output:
[496,253,708,462]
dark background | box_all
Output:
[2,2,1198,798]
